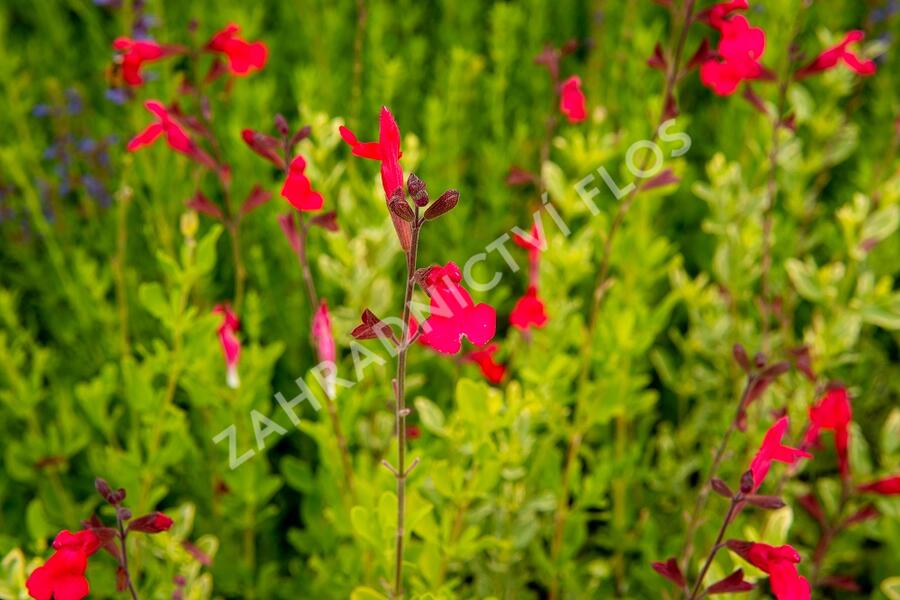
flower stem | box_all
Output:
[687,496,740,600]
[116,516,140,600]
[678,376,752,574]
[393,220,421,598]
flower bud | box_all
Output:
[740,470,754,494]
[423,189,459,220]
[180,210,199,240]
[711,478,734,499]
[128,512,174,534]
[407,173,429,206]
[274,114,290,137]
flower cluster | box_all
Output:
[26,479,173,600]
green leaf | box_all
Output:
[785,258,824,302]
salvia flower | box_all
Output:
[311,300,337,398]
[510,286,549,331]
[858,475,900,495]
[127,101,215,169]
[206,24,268,76]
[803,385,852,477]
[112,37,181,86]
[749,417,811,491]
[26,530,102,600]
[795,31,876,79]
[559,75,587,123]
[213,304,241,389]
[700,2,767,95]
[418,262,497,354]
[725,541,810,600]
[465,344,506,385]
[281,155,324,212]
[339,107,412,251]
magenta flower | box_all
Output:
[281,156,324,212]
[206,24,268,76]
[795,31,876,79]
[559,75,587,123]
[213,304,241,389]
[749,417,811,491]
[418,262,496,354]
[726,541,810,600]
[804,385,852,477]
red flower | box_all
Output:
[127,101,192,153]
[559,75,587,123]
[311,300,337,397]
[465,344,506,385]
[26,530,102,600]
[206,24,268,76]
[406,425,421,440]
[795,31,876,79]
[510,286,549,331]
[339,107,412,251]
[749,417,811,491]
[127,101,216,169]
[701,0,749,25]
[113,37,181,86]
[213,304,241,389]
[726,541,810,600]
[281,156,324,212]
[128,512,174,534]
[803,385,852,477]
[858,475,900,496]
[700,7,767,96]
[418,262,496,354]
[311,301,336,365]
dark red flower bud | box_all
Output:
[745,494,786,509]
[423,189,459,221]
[711,478,734,499]
[309,210,339,232]
[797,493,825,524]
[95,478,114,503]
[117,506,132,521]
[822,575,860,592]
[241,129,286,170]
[128,512,174,534]
[186,191,224,220]
[707,569,754,594]
[650,557,685,588]
[842,504,879,527]
[389,192,416,223]
[687,38,714,70]
[407,173,428,206]
[290,125,312,149]
[740,470,754,494]
[506,166,538,186]
[642,168,679,191]
[241,185,272,216]
[274,114,290,137]
[753,352,767,369]
[789,346,815,381]
[733,343,750,372]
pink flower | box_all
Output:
[213,304,241,389]
[339,107,412,251]
[858,475,900,496]
[795,31,876,79]
[559,75,587,123]
[465,344,506,385]
[127,101,216,169]
[26,530,102,600]
[510,286,549,331]
[700,7,767,96]
[127,101,192,153]
[726,541,810,600]
[281,156,324,212]
[749,417,811,491]
[113,37,181,86]
[418,262,496,354]
[311,300,338,397]
[206,24,267,75]
[804,385,852,477]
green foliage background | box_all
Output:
[0,0,899,598]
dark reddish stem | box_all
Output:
[116,516,140,600]
[687,495,741,600]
